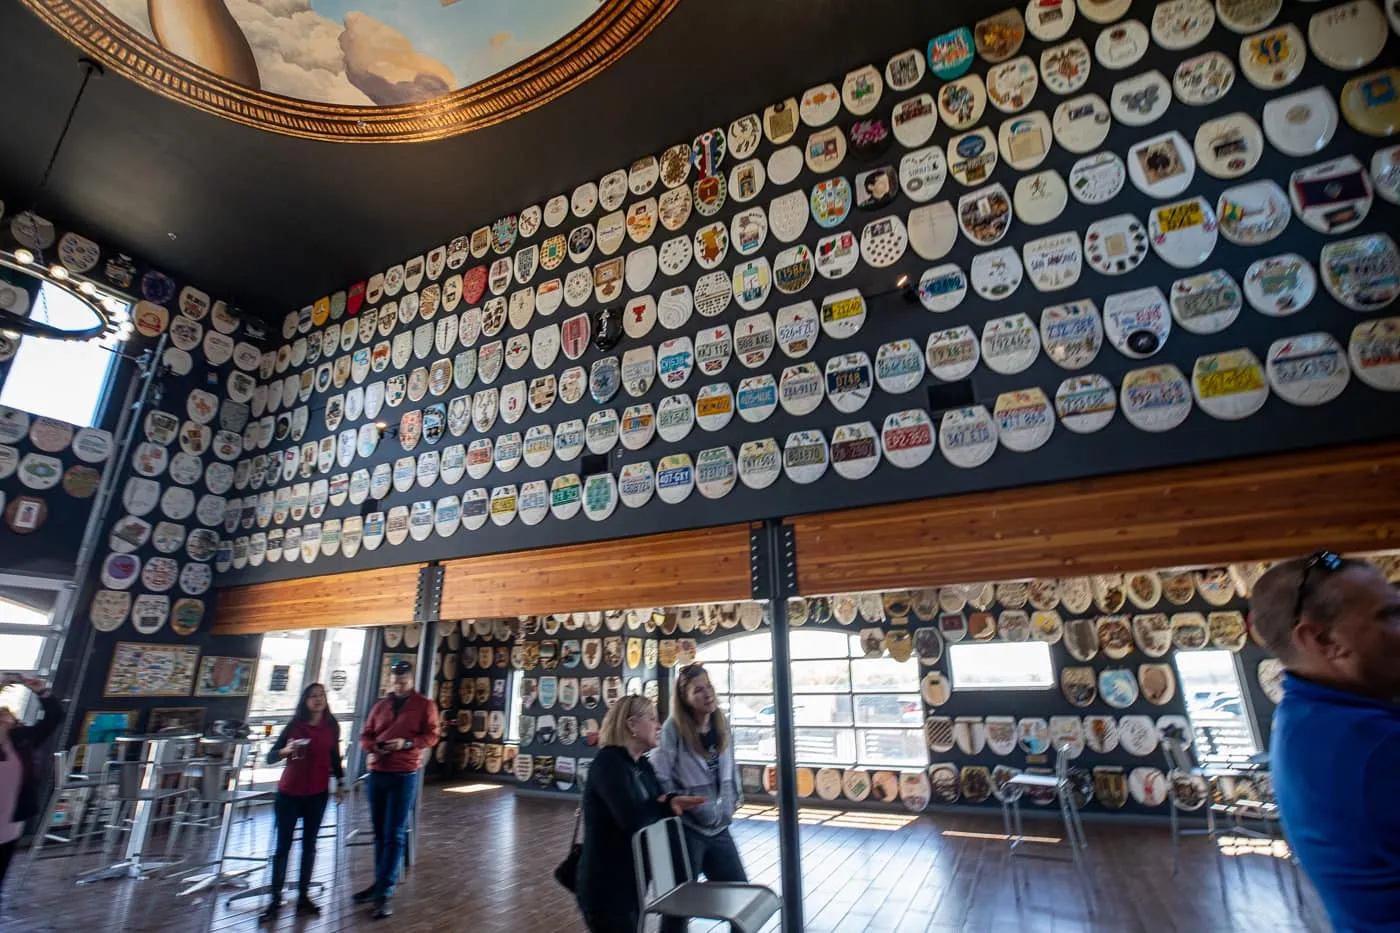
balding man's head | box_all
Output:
[1250,554,1400,700]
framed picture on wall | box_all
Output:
[194,656,257,697]
[146,706,207,735]
[103,643,199,698]
[379,652,417,697]
[74,709,135,769]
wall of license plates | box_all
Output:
[217,0,1400,588]
[0,201,262,730]
[436,555,1400,812]
[424,614,663,789]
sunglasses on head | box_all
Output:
[1293,550,1345,626]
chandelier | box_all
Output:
[0,58,131,344]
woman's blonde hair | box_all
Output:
[598,694,655,748]
[671,664,729,754]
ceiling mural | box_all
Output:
[20,0,677,142]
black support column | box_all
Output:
[406,561,444,867]
[750,520,802,932]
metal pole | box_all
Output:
[762,519,804,932]
[406,563,442,869]
[58,335,167,747]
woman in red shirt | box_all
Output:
[260,683,344,920]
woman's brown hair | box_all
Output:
[671,664,729,755]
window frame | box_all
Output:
[698,629,925,770]
[0,575,72,722]
[1173,648,1263,765]
[0,283,127,428]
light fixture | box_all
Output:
[0,57,123,344]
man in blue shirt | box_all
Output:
[1250,552,1400,933]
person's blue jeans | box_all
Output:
[368,770,417,899]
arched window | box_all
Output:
[696,629,925,769]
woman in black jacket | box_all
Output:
[576,695,703,933]
[0,676,63,904]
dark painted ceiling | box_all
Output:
[0,0,988,321]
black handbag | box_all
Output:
[553,805,583,892]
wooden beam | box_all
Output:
[787,441,1400,595]
[439,524,754,618]
[213,564,424,634]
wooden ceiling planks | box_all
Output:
[787,441,1400,595]
[213,564,424,634]
[439,524,755,619]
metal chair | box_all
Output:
[17,744,114,888]
[631,817,781,933]
[78,735,197,882]
[1000,741,1093,912]
[174,739,276,896]
[1161,733,1219,875]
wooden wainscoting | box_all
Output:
[439,524,755,618]
[787,441,1400,595]
[213,563,425,634]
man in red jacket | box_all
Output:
[354,660,438,919]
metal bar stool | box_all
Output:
[225,795,338,907]
[77,734,197,883]
[17,743,114,888]
[176,738,276,896]
[1000,741,1094,913]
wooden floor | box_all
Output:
[3,781,1330,933]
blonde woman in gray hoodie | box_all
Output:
[650,663,748,883]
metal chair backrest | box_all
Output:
[51,746,78,784]
[1161,735,1193,773]
[108,758,149,799]
[631,817,693,911]
[1052,740,1073,782]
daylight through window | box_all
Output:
[0,284,122,427]
[697,629,925,769]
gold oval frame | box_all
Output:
[21,0,679,143]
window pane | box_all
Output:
[732,725,774,761]
[702,662,730,694]
[730,661,773,694]
[1176,650,1260,762]
[789,630,850,659]
[793,694,852,726]
[948,642,1055,690]
[852,657,919,691]
[0,633,45,669]
[857,728,927,767]
[854,693,923,726]
[507,669,524,743]
[794,727,856,764]
[319,627,365,722]
[725,695,774,725]
[791,659,851,693]
[247,631,313,719]
[729,634,772,661]
[0,598,52,626]
[697,641,730,663]
[0,287,118,427]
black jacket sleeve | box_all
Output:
[266,721,296,766]
[588,748,671,839]
[329,718,345,781]
[13,692,64,750]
